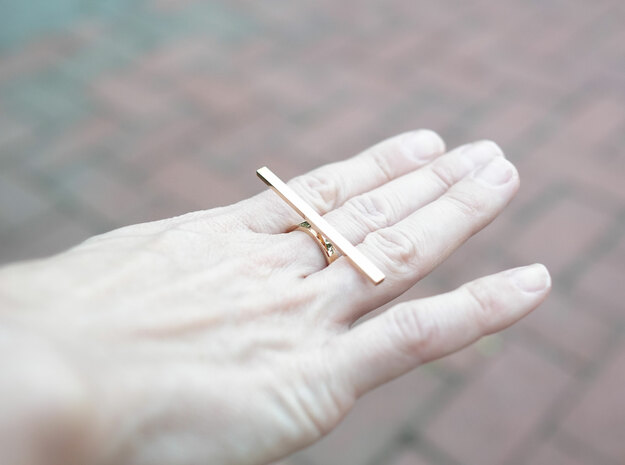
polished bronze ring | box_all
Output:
[291,221,339,265]
[256,166,385,285]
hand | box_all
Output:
[0,130,551,465]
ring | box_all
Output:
[291,221,339,264]
[257,166,385,284]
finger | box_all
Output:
[237,130,446,233]
[335,264,551,396]
[312,155,520,320]
[320,140,503,245]
[285,140,502,276]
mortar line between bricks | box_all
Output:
[389,355,503,465]
[488,180,625,289]
[554,430,624,465]
[7,167,116,235]
[365,427,415,465]
[482,182,570,262]
[365,381,466,465]
[409,434,466,465]
[556,208,625,292]
[440,84,513,144]
[508,326,581,376]
[369,423,466,465]
[505,79,609,163]
[363,346,499,465]
[546,3,623,69]
[503,319,625,465]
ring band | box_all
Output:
[257,166,385,284]
[291,221,339,264]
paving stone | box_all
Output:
[576,235,625,318]
[561,344,625,463]
[92,70,176,121]
[507,193,614,276]
[525,439,595,465]
[425,343,571,465]
[25,116,118,171]
[148,156,248,211]
[54,160,148,226]
[388,448,432,465]
[517,292,614,368]
[0,170,54,232]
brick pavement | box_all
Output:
[1,1,624,464]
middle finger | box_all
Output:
[286,140,503,273]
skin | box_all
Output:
[0,130,551,465]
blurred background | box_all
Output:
[1,0,624,464]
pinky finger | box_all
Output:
[337,264,551,397]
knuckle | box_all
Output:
[344,194,392,231]
[293,170,342,213]
[444,189,488,219]
[387,304,438,357]
[369,149,395,182]
[464,281,499,329]
[367,227,421,275]
[429,157,459,191]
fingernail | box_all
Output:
[510,264,551,292]
[409,129,446,160]
[474,157,514,186]
[463,140,504,167]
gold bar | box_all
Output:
[257,166,385,285]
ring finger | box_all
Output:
[288,140,503,274]
[311,153,520,322]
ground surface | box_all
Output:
[1,1,624,464]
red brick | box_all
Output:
[138,38,216,77]
[178,75,257,121]
[469,99,547,147]
[0,171,54,230]
[92,71,175,120]
[417,54,500,101]
[517,292,613,367]
[576,236,625,316]
[26,117,117,170]
[518,102,625,202]
[152,0,201,12]
[562,345,625,463]
[122,193,189,225]
[250,67,341,112]
[122,116,209,168]
[431,334,506,378]
[553,98,625,151]
[0,37,77,83]
[425,343,571,465]
[0,114,31,152]
[148,157,246,211]
[291,105,381,164]
[57,161,148,225]
[526,440,592,465]
[508,194,614,275]
[389,448,432,465]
